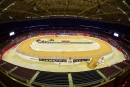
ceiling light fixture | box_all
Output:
[123,0,130,9]
[0,0,5,5]
[128,17,130,21]
[117,7,127,15]
[9,15,13,19]
[2,2,16,12]
[33,2,37,11]
[96,4,101,13]
[117,18,121,21]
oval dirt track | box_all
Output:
[17,36,112,59]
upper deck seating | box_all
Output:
[65,30,70,34]
[58,30,65,34]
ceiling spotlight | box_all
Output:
[33,2,37,11]
[117,18,121,21]
[123,0,130,9]
[117,7,120,9]
[2,2,16,12]
[117,7,127,15]
[34,6,37,11]
[96,4,100,13]
[128,17,130,21]
[96,9,100,13]
[0,0,5,5]
[27,17,30,18]
[9,15,13,19]
[85,17,89,18]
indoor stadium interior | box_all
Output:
[0,0,130,87]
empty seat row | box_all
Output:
[34,72,69,86]
[99,66,121,78]
[71,70,103,86]
[115,62,128,69]
[0,60,5,65]
[0,62,16,72]
[124,60,130,64]
[9,67,37,81]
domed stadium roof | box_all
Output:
[0,0,130,25]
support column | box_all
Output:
[28,71,40,85]
[68,73,74,87]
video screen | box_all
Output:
[114,32,119,37]
[9,31,15,36]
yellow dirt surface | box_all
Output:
[17,36,112,69]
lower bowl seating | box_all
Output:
[9,66,37,82]
[71,70,104,86]
[99,66,122,79]
[0,62,16,72]
[33,72,69,86]
[124,60,130,64]
[0,60,5,65]
[115,62,128,69]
